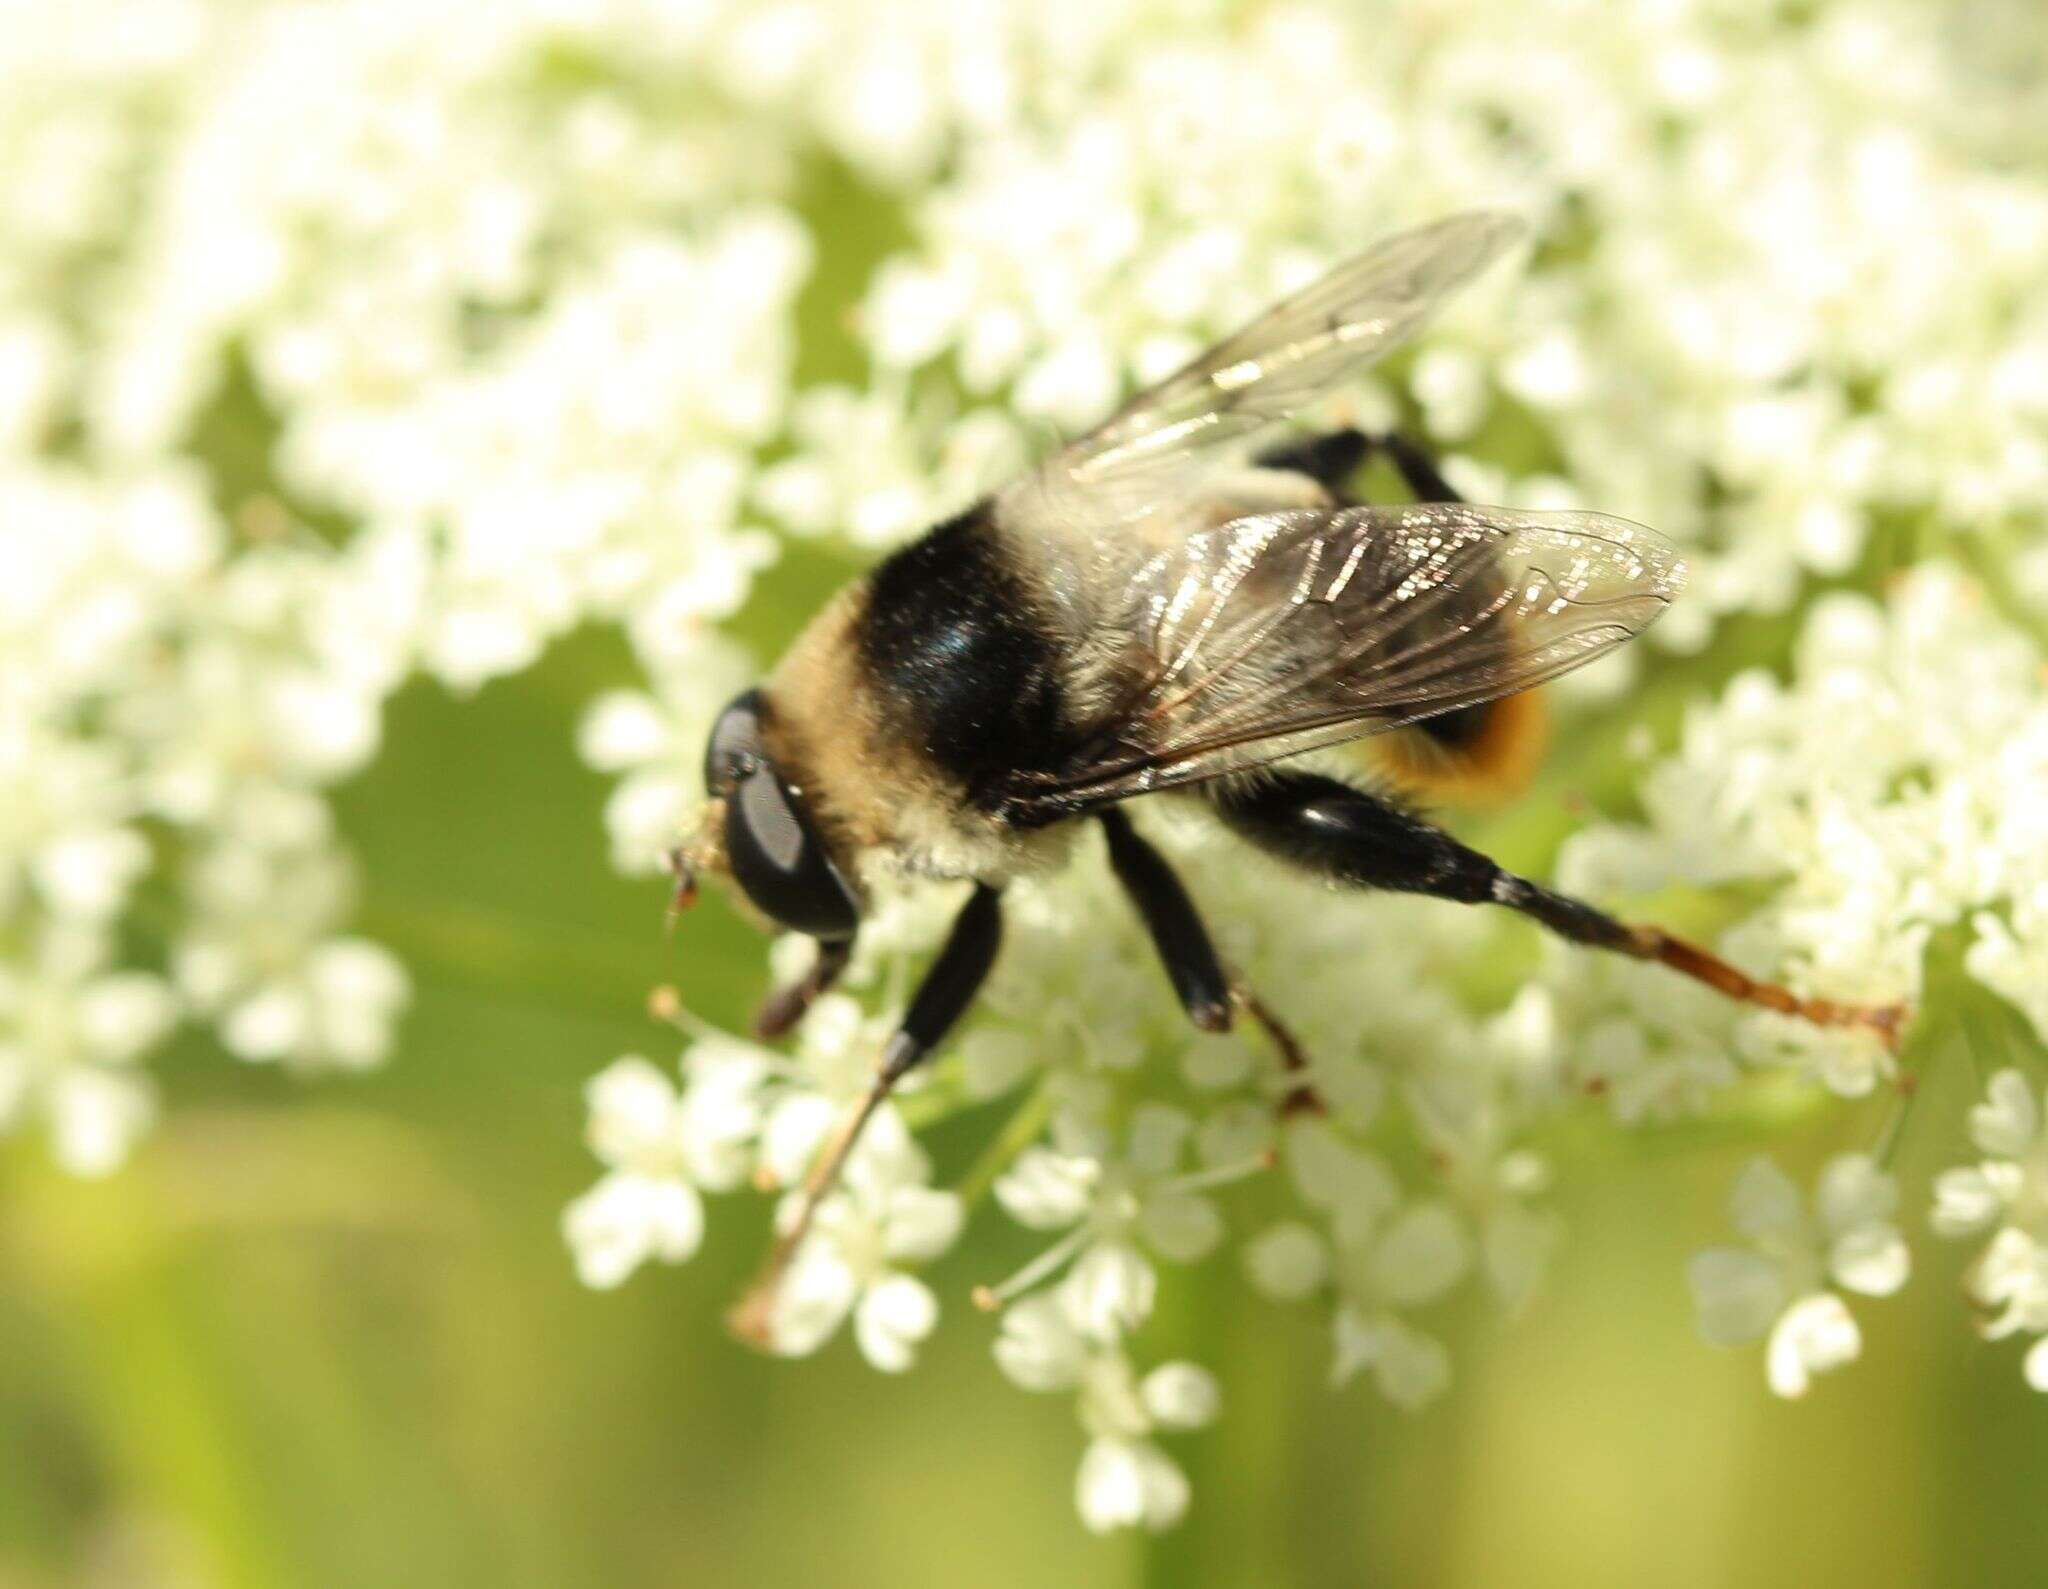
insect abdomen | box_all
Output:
[1365,689,1550,803]
[855,502,1072,811]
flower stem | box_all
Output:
[955,1077,1054,1209]
[1873,1072,1923,1171]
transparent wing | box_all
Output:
[1000,212,1525,539]
[998,503,1685,816]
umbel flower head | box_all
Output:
[5,0,2048,1540]
[1689,1153,1911,1398]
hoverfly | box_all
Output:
[669,213,1907,1340]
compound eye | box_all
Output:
[704,688,767,795]
[723,765,860,941]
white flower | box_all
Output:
[1274,1114,1475,1409]
[1689,1154,1910,1397]
[577,640,754,874]
[564,1037,788,1290]
[994,1292,1218,1533]
[1243,1221,1329,1302]
[0,924,173,1177]
[1075,1438,1191,1536]
[986,1102,1258,1340]
[1331,1310,1451,1413]
[564,1169,707,1292]
[564,1056,710,1290]
[765,1129,963,1371]
[1409,1068,1564,1313]
[1929,1069,2048,1388]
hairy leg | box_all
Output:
[1209,771,1905,1046]
[752,935,854,1040]
[1101,809,1323,1114]
[1100,809,1232,1030]
[1253,427,1464,504]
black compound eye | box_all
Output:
[703,688,766,795]
[724,765,860,941]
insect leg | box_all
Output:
[1375,431,1462,502]
[1210,771,1906,1046]
[728,885,1003,1346]
[1252,428,1464,504]
[752,935,854,1041]
[1101,808,1324,1113]
[1100,809,1232,1031]
[1252,428,1372,494]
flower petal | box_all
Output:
[1829,1223,1910,1297]
[583,1056,680,1166]
[1729,1157,1803,1242]
[1140,1362,1220,1429]
[1060,1241,1157,1341]
[1370,1201,1472,1308]
[1332,1310,1451,1410]
[1138,1190,1223,1264]
[1075,1438,1188,1533]
[1243,1222,1329,1302]
[1688,1248,1785,1346]
[1815,1152,1896,1234]
[1931,1166,2006,1237]
[854,1273,938,1373]
[1765,1292,1860,1399]
[1972,1069,2040,1160]
[2025,1336,2048,1393]
[562,1170,702,1289]
[882,1185,965,1263]
[1128,1103,1192,1178]
[993,1293,1086,1393]
[769,1242,859,1358]
[994,1147,1096,1229]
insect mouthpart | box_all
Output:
[664,799,730,934]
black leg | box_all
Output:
[730,886,1003,1344]
[1253,428,1372,494]
[878,884,1004,1081]
[1101,809,1324,1114]
[1377,431,1462,503]
[1209,771,1906,1046]
[1253,428,1465,504]
[1101,810,1232,1032]
[752,936,854,1041]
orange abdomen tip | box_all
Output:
[1364,688,1550,805]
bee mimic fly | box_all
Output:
[664,213,1908,1343]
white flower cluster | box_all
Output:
[0,473,412,1172]
[565,840,1577,1527]
[565,990,965,1372]
[816,0,2048,646]
[1560,565,2048,1088]
[11,0,2048,1536]
[1932,1071,2048,1390]
[1568,566,2048,1394]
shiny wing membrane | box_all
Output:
[998,502,1685,817]
[999,211,1526,548]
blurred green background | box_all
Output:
[4,550,2046,1589]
